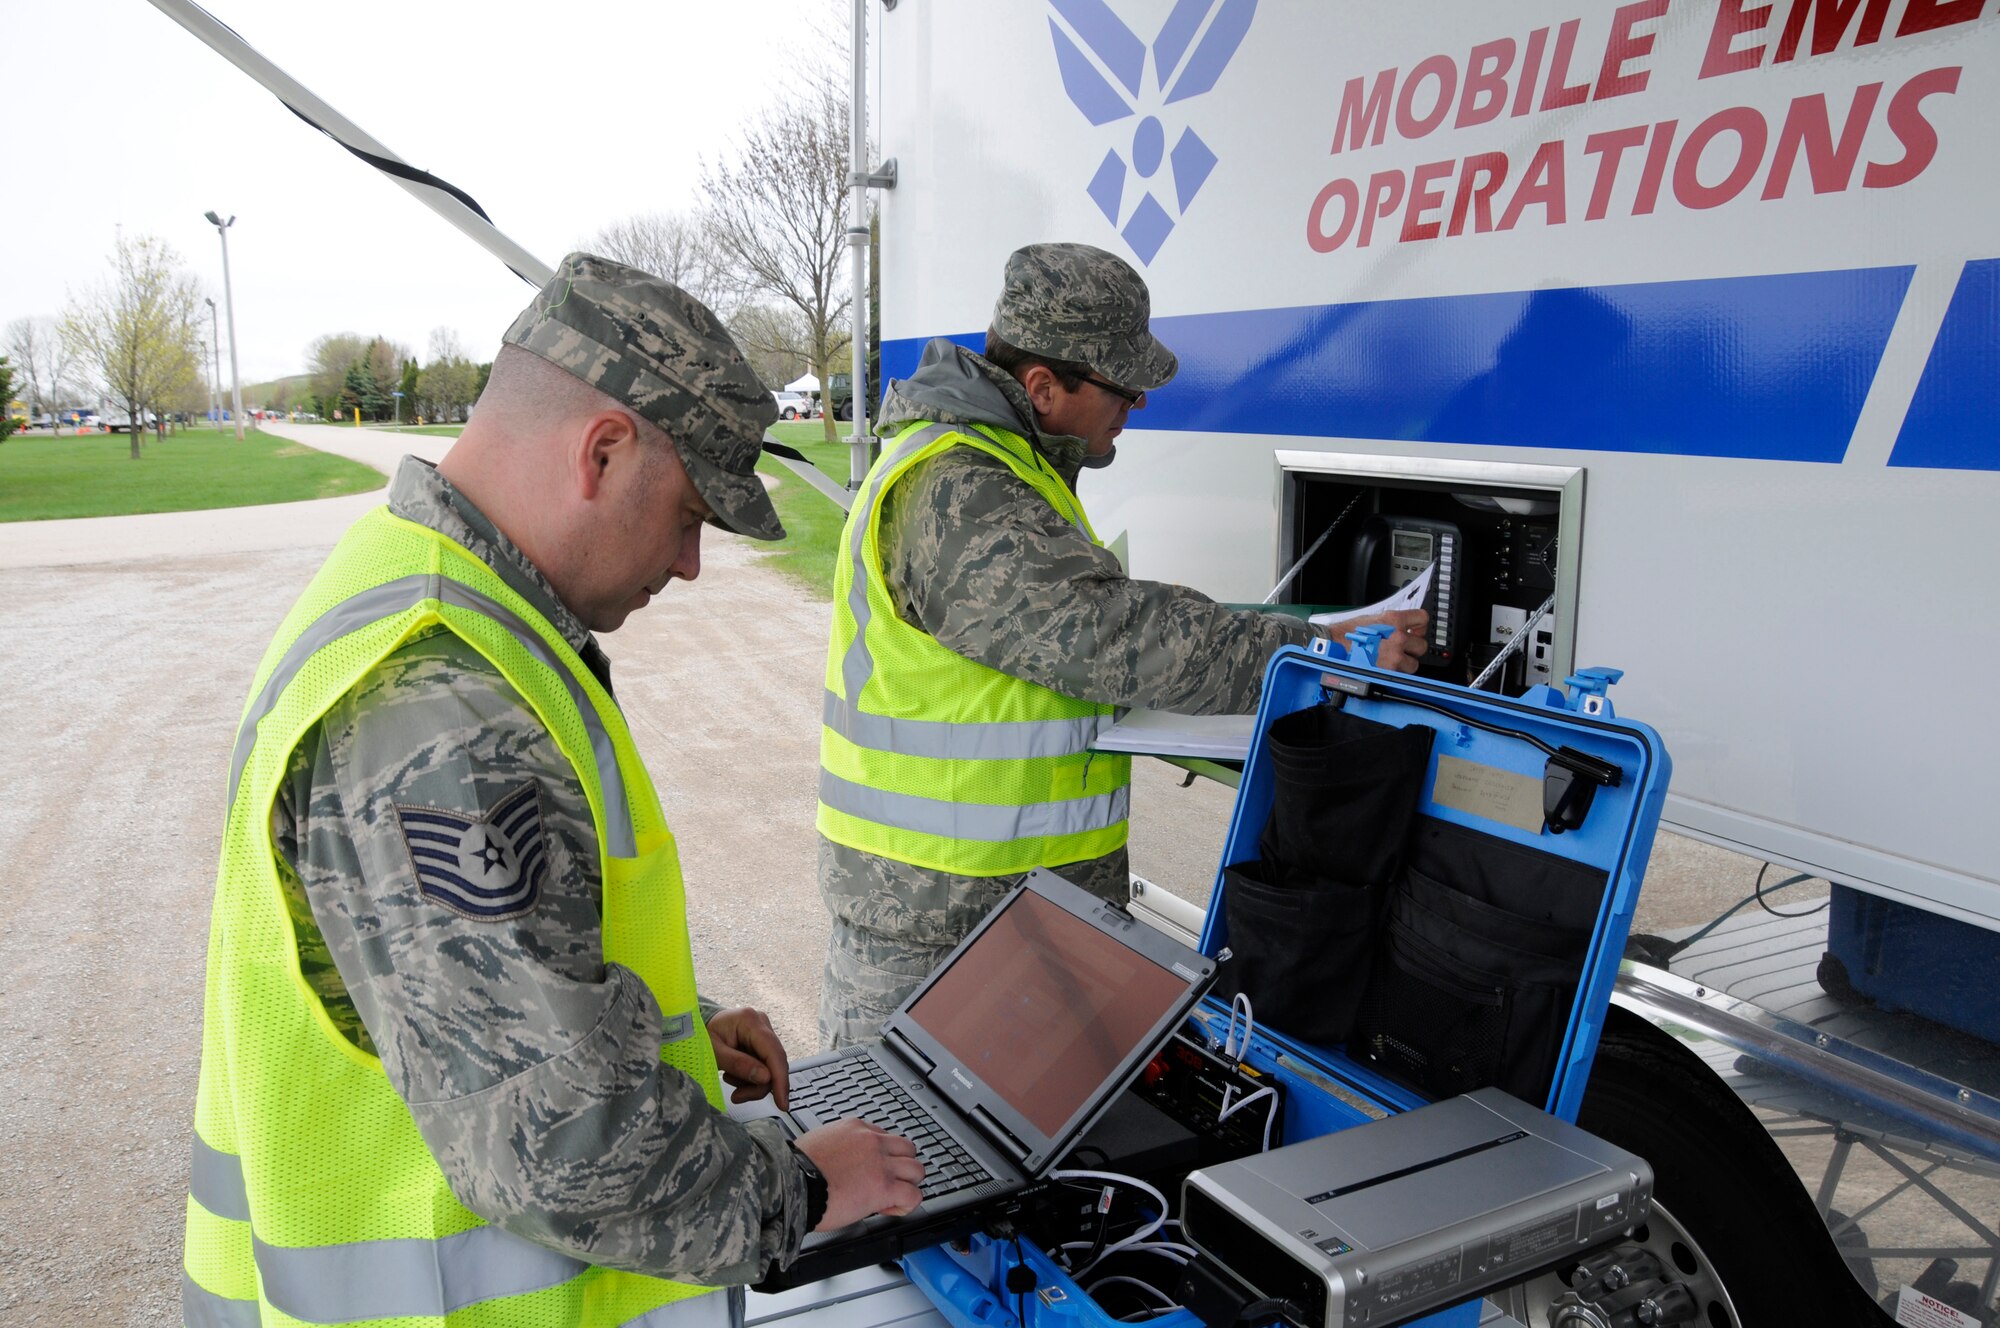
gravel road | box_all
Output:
[0,424,1761,1325]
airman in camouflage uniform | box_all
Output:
[818,243,1428,1049]
[258,254,921,1306]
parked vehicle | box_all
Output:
[101,409,158,433]
[152,0,2000,1322]
[771,390,812,421]
[823,372,853,421]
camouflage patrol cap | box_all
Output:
[502,252,784,540]
[989,242,1179,393]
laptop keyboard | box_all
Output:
[790,1055,997,1200]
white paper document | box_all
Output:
[1307,560,1435,633]
[1095,565,1438,761]
[1090,708,1255,762]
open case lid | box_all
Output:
[1195,629,1673,1122]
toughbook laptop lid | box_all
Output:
[883,867,1219,1174]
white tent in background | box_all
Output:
[784,374,821,394]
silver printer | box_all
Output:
[1181,1088,1652,1328]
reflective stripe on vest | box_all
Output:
[182,1266,731,1328]
[185,510,723,1328]
[227,571,636,856]
[817,421,1129,871]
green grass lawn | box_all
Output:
[0,431,385,522]
[749,422,872,599]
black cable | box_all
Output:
[1364,690,1565,761]
[185,1,500,225]
[1234,1297,1304,1326]
[1755,861,1828,919]
[1626,862,1826,965]
[178,0,539,286]
[282,102,495,223]
[1005,1229,1035,1327]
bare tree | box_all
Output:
[701,75,851,441]
[417,326,481,424]
[727,303,832,395]
[427,327,465,364]
[5,317,79,433]
[60,233,204,459]
[581,211,734,314]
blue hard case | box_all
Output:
[907,630,1673,1328]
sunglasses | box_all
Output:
[1081,375,1145,406]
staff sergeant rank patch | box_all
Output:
[394,781,549,921]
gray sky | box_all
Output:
[4,0,844,389]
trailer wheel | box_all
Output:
[1497,1013,1885,1327]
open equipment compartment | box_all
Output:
[1275,453,1583,697]
[905,636,1670,1328]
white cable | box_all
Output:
[1087,1276,1177,1308]
[1050,1168,1171,1275]
[1223,992,1256,1059]
[1217,1085,1273,1123]
[1263,1093,1280,1152]
[1048,1169,1168,1219]
[1122,1241,1200,1262]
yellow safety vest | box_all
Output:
[817,420,1131,876]
[183,507,726,1327]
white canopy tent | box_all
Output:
[783,374,821,394]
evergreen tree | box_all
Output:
[341,362,374,420]
[0,356,18,442]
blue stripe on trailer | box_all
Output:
[1890,257,2000,473]
[884,265,1914,464]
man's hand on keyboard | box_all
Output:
[797,1119,926,1230]
[706,1006,792,1106]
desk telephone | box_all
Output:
[1347,516,1464,675]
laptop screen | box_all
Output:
[903,886,1192,1137]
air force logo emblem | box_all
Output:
[1047,0,1257,264]
[395,782,550,921]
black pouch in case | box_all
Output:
[1213,703,1434,1045]
[1351,816,1604,1103]
[1256,702,1437,888]
[1214,859,1379,1045]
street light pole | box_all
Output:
[204,211,246,440]
[203,297,222,426]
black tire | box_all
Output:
[781,408,798,420]
[1568,1012,1887,1327]
[835,400,853,421]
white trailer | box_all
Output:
[870,3,1997,1325]
[150,0,1998,1321]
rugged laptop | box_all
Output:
[733,868,1217,1289]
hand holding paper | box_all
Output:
[1309,560,1434,632]
[1304,562,1432,673]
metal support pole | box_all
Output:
[209,214,246,440]
[846,0,872,490]
[204,297,222,426]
